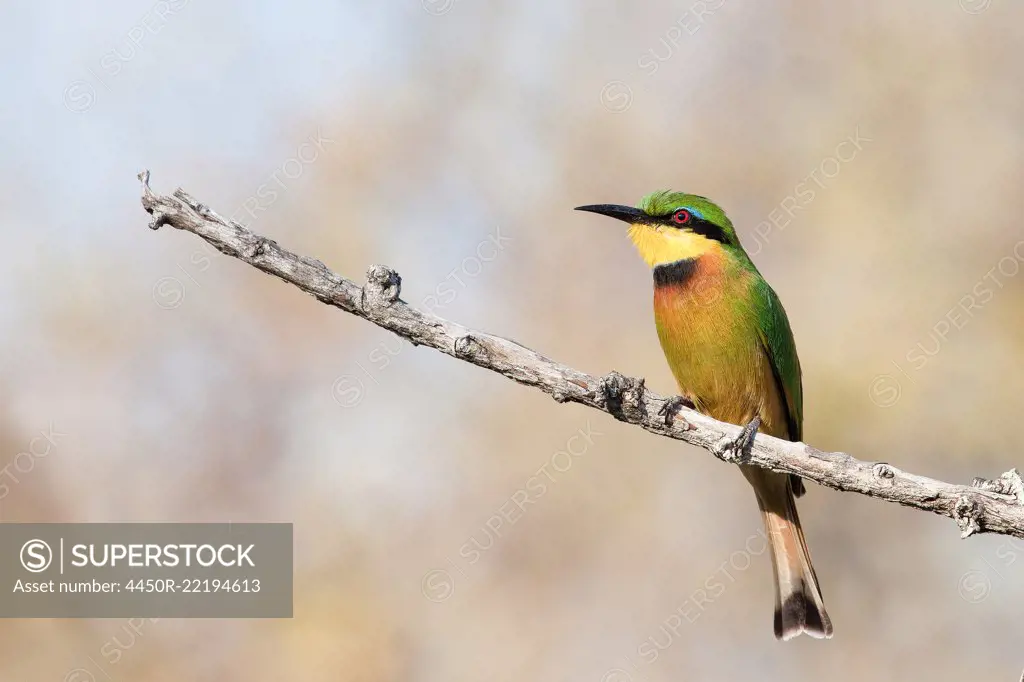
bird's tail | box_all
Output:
[745,467,833,641]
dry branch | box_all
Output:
[138,171,1024,540]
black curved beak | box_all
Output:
[574,204,645,223]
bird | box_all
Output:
[576,190,832,641]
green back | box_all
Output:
[752,276,803,441]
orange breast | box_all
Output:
[652,252,789,437]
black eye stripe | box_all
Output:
[647,213,728,245]
[690,218,728,244]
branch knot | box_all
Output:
[972,468,1024,504]
[873,462,897,481]
[362,265,402,311]
[954,496,982,538]
[250,238,272,259]
[454,335,489,362]
[147,211,172,231]
[599,371,646,421]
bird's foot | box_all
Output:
[714,416,761,463]
[657,395,694,426]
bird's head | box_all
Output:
[576,190,742,268]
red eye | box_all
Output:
[672,209,691,225]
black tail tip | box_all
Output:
[774,591,834,641]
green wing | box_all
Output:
[753,278,803,442]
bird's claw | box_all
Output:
[657,395,694,426]
[714,416,761,462]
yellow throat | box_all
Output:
[627,223,722,268]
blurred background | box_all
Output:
[2,0,1023,679]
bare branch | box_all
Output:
[138,171,1024,540]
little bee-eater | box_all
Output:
[576,191,833,641]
